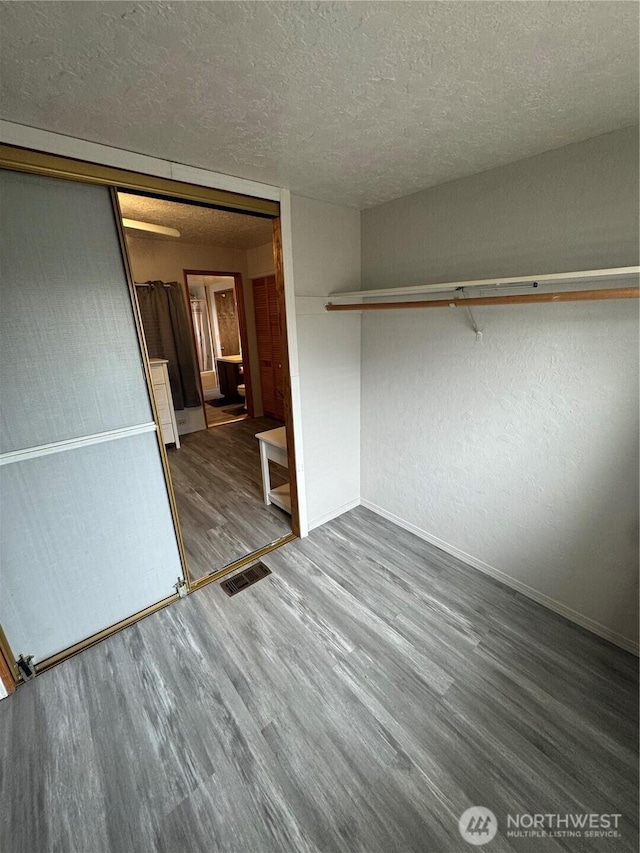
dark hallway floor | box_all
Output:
[167,416,290,580]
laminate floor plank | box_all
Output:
[302,514,521,639]
[274,546,456,697]
[1,506,637,852]
[167,417,290,579]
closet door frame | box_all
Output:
[0,145,300,685]
[0,624,18,690]
[272,217,301,538]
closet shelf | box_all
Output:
[268,483,291,514]
[327,266,640,302]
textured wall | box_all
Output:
[290,195,362,528]
[360,128,639,650]
[125,236,247,284]
[363,127,639,286]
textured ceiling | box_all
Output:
[118,192,273,248]
[1,1,638,208]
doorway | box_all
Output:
[185,271,253,428]
[119,191,298,585]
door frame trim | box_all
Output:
[0,625,18,690]
[273,218,301,538]
[0,143,279,217]
[181,275,212,429]
[188,532,296,592]
[0,119,281,202]
[23,593,180,680]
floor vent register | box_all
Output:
[221,562,272,596]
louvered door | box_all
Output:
[253,275,284,420]
[253,277,275,417]
[268,277,285,420]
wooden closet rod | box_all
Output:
[325,287,640,312]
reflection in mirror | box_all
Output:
[188,274,245,427]
[119,191,293,583]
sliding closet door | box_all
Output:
[0,169,183,664]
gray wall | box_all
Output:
[363,126,639,286]
[360,127,639,651]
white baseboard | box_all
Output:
[361,499,639,656]
[308,498,361,532]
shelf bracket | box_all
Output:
[460,289,483,341]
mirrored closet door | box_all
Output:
[0,168,184,670]
[0,151,299,680]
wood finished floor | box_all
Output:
[167,416,290,580]
[1,507,637,853]
[204,399,246,427]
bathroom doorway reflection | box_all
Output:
[185,271,250,428]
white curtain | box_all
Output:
[190,298,207,372]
